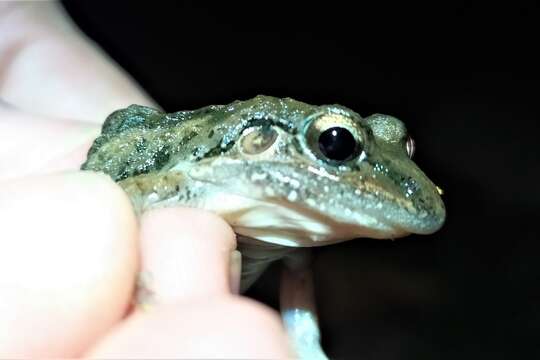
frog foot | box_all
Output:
[283,308,329,360]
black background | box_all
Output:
[62,2,539,359]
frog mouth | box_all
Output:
[191,188,442,247]
[183,159,445,246]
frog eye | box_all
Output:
[405,135,415,158]
[305,113,363,162]
[240,125,278,155]
[318,127,357,161]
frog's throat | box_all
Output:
[129,183,411,247]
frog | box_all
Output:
[81,95,445,359]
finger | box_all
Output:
[0,2,157,123]
[0,106,99,181]
[136,208,238,306]
[0,172,138,358]
[86,296,294,359]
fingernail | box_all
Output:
[229,250,242,294]
[133,271,156,312]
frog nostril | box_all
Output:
[406,136,416,158]
[318,127,358,161]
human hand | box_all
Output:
[0,2,292,358]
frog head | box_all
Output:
[179,96,446,246]
[82,95,445,246]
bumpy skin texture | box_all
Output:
[81,95,445,289]
[82,97,304,181]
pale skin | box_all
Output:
[0,2,293,358]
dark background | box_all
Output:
[62,2,539,359]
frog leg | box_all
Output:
[281,249,328,360]
[118,171,188,213]
[236,236,294,293]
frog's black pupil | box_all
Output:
[318,127,357,161]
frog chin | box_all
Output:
[194,191,411,247]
